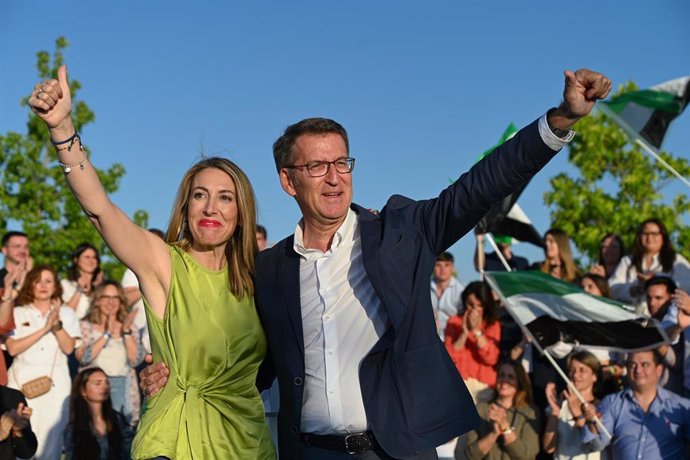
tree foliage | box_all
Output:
[0,37,148,280]
[544,81,690,267]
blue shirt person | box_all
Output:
[581,350,690,459]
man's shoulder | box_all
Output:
[658,387,690,409]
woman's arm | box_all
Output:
[473,321,501,365]
[28,66,170,317]
[52,327,76,355]
[74,322,108,364]
[5,310,57,357]
[503,406,541,459]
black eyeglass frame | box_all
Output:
[283,158,356,177]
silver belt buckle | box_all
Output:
[344,434,358,455]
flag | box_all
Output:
[474,124,543,247]
[599,76,690,149]
[484,271,668,352]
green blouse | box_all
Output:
[131,245,275,459]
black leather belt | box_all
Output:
[300,431,377,454]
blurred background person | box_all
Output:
[463,360,540,460]
[531,228,579,283]
[256,224,269,251]
[610,218,690,315]
[6,265,80,460]
[432,252,465,338]
[76,281,143,425]
[0,385,37,460]
[580,273,611,298]
[63,367,133,460]
[445,281,500,403]
[543,350,601,459]
[582,349,690,459]
[589,233,624,280]
[61,243,104,320]
[475,233,529,272]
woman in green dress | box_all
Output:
[28,66,275,460]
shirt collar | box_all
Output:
[293,208,357,259]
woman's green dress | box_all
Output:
[131,246,275,459]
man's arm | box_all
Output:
[419,69,611,255]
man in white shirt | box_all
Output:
[141,68,612,459]
[430,252,464,338]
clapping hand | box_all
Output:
[545,382,561,416]
[0,413,13,442]
[10,403,31,432]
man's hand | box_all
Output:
[548,69,612,131]
[139,354,170,398]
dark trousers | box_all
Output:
[296,442,438,460]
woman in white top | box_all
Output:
[6,265,81,460]
[609,218,690,314]
[543,350,601,460]
[61,242,103,319]
[75,280,143,425]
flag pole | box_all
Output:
[597,104,690,190]
[483,275,613,440]
[485,234,513,272]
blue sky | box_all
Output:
[2,0,689,284]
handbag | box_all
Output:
[20,375,54,399]
[13,346,59,400]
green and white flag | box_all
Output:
[485,271,668,353]
[599,76,690,149]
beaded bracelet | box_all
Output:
[52,132,87,173]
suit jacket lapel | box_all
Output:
[354,204,402,333]
[278,236,305,358]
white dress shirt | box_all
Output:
[430,277,464,338]
[294,209,388,434]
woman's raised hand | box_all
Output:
[28,65,73,132]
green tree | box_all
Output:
[544,81,690,267]
[0,37,148,281]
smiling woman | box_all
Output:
[27,65,275,459]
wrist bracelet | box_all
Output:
[501,425,515,435]
[51,132,79,145]
[573,414,585,421]
[53,132,87,173]
[122,329,132,336]
[473,330,484,338]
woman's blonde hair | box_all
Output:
[166,157,258,299]
[541,228,579,283]
[86,280,128,324]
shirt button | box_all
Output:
[293,377,303,386]
[324,315,330,321]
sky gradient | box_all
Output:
[2,0,689,284]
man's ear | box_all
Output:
[279,169,297,197]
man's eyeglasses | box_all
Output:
[283,158,355,177]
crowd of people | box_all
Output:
[431,219,690,459]
[8,62,682,460]
[0,231,150,459]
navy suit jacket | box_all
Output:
[255,118,559,459]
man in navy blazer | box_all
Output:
[141,69,611,459]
